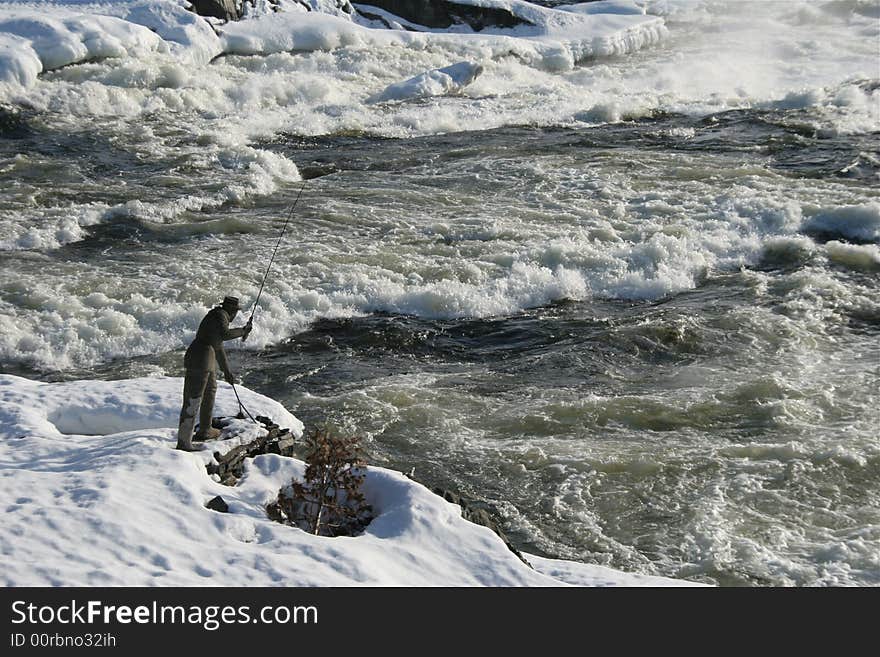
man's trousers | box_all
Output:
[176,368,217,450]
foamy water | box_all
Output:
[1,0,878,585]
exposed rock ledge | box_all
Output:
[189,0,243,21]
[353,0,532,30]
[188,0,533,31]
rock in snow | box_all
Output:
[352,0,531,31]
[190,0,242,22]
[0,374,703,586]
[206,495,230,512]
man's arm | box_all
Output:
[217,311,248,341]
[224,326,247,340]
[215,344,234,383]
[207,309,250,382]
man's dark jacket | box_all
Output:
[184,307,247,374]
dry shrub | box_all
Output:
[267,427,374,537]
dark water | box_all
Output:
[262,107,880,183]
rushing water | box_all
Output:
[1,0,879,585]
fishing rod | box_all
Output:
[243,180,307,337]
[231,379,258,423]
[233,181,307,421]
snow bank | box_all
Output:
[121,1,223,66]
[220,10,374,54]
[0,0,667,89]
[0,7,166,86]
[0,374,702,586]
[220,5,666,69]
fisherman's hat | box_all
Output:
[222,296,242,311]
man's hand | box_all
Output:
[242,318,253,342]
[224,370,235,384]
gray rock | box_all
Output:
[0,106,31,138]
[433,488,531,566]
[206,495,229,512]
[189,0,242,21]
[206,416,296,485]
[353,0,532,31]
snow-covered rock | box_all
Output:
[124,1,224,65]
[370,60,484,103]
[0,7,167,86]
[190,0,242,21]
[0,0,667,89]
[0,374,703,586]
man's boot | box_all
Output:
[176,395,200,451]
[194,427,221,441]
[194,371,220,442]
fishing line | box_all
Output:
[235,181,307,423]
[245,181,307,328]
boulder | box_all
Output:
[189,0,242,21]
[0,106,30,138]
[433,488,531,565]
[353,0,532,31]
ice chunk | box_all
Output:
[370,61,484,103]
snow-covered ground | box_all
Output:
[0,374,702,586]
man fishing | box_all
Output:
[176,183,306,450]
[176,295,252,451]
